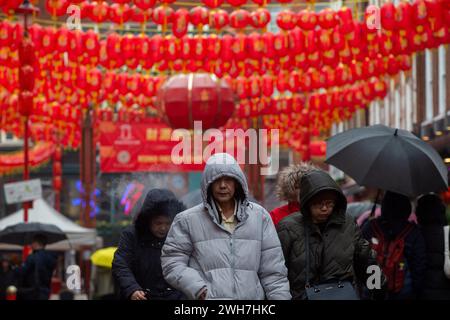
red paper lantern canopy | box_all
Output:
[158,73,236,130]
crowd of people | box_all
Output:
[111,153,450,300]
[1,153,449,300]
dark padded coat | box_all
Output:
[277,170,375,300]
[112,188,186,300]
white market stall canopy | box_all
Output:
[0,198,98,251]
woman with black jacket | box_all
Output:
[416,194,450,300]
[112,188,186,300]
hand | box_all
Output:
[130,290,147,300]
[198,288,207,300]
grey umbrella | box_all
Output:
[0,222,68,246]
[326,125,448,197]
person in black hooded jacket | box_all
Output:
[277,169,383,300]
[362,191,426,300]
[416,193,450,300]
[112,188,186,300]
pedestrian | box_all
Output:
[112,188,186,300]
[277,169,383,300]
[14,234,57,300]
[362,191,426,300]
[416,193,450,300]
[270,163,316,227]
[0,256,16,300]
[161,153,291,300]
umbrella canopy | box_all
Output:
[90,247,117,269]
[326,125,448,197]
[0,222,67,246]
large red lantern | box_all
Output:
[157,73,236,129]
[152,5,174,25]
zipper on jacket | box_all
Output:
[230,234,238,299]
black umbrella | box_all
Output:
[326,124,448,197]
[0,222,68,246]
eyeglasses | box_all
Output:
[311,200,336,209]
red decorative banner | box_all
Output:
[99,120,205,173]
[0,142,55,175]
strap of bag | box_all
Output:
[443,225,450,279]
[444,226,449,257]
[304,223,311,288]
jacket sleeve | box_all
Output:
[407,228,427,297]
[161,214,207,300]
[257,211,292,300]
[353,221,379,285]
[111,228,142,299]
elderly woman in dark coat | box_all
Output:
[112,188,186,300]
[416,194,450,300]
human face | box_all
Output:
[211,176,236,206]
[149,215,172,239]
[308,191,338,224]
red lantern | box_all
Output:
[412,0,429,26]
[135,0,156,10]
[211,9,229,31]
[207,35,221,60]
[41,27,57,55]
[230,9,250,30]
[276,10,298,30]
[19,91,34,116]
[190,6,209,28]
[252,0,270,5]
[152,5,174,25]
[381,2,396,31]
[45,0,70,17]
[173,8,189,38]
[249,8,271,29]
[89,1,110,23]
[202,0,224,8]
[227,0,247,6]
[157,73,236,129]
[337,7,353,33]
[83,30,100,60]
[109,3,132,25]
[19,38,36,66]
[81,1,93,19]
[298,10,317,31]
[53,161,62,176]
[318,8,338,29]
[53,176,62,191]
[19,65,35,92]
[1,0,22,15]
[395,1,413,30]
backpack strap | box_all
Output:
[370,220,384,242]
[394,223,414,242]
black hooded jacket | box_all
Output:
[112,189,186,300]
[277,170,376,300]
[362,191,426,299]
[416,194,450,300]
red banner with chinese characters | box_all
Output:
[99,120,206,173]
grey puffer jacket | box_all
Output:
[161,153,291,300]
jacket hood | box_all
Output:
[134,188,186,237]
[201,153,249,222]
[416,193,447,226]
[380,191,412,222]
[299,170,347,222]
